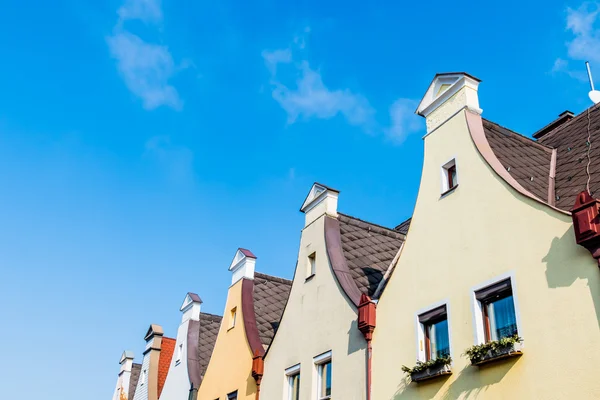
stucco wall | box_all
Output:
[372,107,600,399]
[158,320,189,400]
[261,213,367,400]
[197,279,256,400]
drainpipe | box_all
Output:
[251,350,264,400]
[358,294,376,400]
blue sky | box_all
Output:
[0,0,598,399]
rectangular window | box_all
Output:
[176,343,183,364]
[141,369,147,385]
[307,252,316,279]
[418,305,450,361]
[441,159,458,194]
[476,279,518,342]
[318,361,332,399]
[227,391,238,400]
[229,307,237,329]
[286,367,300,400]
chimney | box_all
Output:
[300,182,339,226]
[533,110,575,139]
[416,72,482,133]
[180,292,202,322]
[228,248,256,285]
[112,351,135,400]
[143,324,164,400]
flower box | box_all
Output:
[410,363,452,382]
[470,342,523,366]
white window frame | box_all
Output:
[175,342,183,365]
[313,350,332,400]
[141,369,147,385]
[285,363,301,400]
[307,252,317,278]
[440,157,458,194]
[415,300,452,362]
[471,272,523,346]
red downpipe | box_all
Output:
[357,294,376,400]
[366,338,372,400]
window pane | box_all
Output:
[289,374,300,400]
[490,295,517,340]
[433,319,450,358]
[319,361,332,398]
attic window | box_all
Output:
[229,307,237,330]
[306,252,316,280]
[141,369,147,385]
[441,159,458,195]
[176,343,183,364]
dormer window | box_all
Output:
[441,159,458,195]
[306,252,316,281]
[229,307,237,329]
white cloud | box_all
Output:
[108,31,182,110]
[385,98,421,144]
[264,51,375,130]
[108,0,184,110]
[118,0,162,24]
[555,2,600,81]
[145,136,194,184]
[263,30,422,142]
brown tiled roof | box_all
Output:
[394,218,411,235]
[338,213,405,298]
[538,105,600,209]
[483,119,554,202]
[252,272,292,347]
[157,337,176,398]
[129,363,142,400]
[197,312,222,381]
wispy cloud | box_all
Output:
[145,136,194,184]
[385,98,421,144]
[262,31,376,131]
[118,0,162,24]
[108,0,184,110]
[554,2,600,81]
[262,29,420,142]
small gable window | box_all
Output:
[441,159,458,195]
[176,343,183,364]
[229,307,237,329]
[141,369,147,385]
[306,252,316,280]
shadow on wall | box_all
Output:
[543,227,600,331]
[391,357,520,400]
[346,319,367,356]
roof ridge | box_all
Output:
[200,312,223,320]
[539,103,600,143]
[482,118,555,152]
[254,271,293,285]
[338,212,406,239]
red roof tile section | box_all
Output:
[157,337,176,398]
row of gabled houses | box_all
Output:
[111,72,600,400]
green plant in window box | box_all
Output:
[463,335,523,365]
[401,356,452,381]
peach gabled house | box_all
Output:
[196,248,292,400]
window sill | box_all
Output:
[411,364,452,383]
[440,184,459,198]
[470,342,523,366]
[305,274,316,282]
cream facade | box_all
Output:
[372,73,600,399]
[260,184,405,400]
